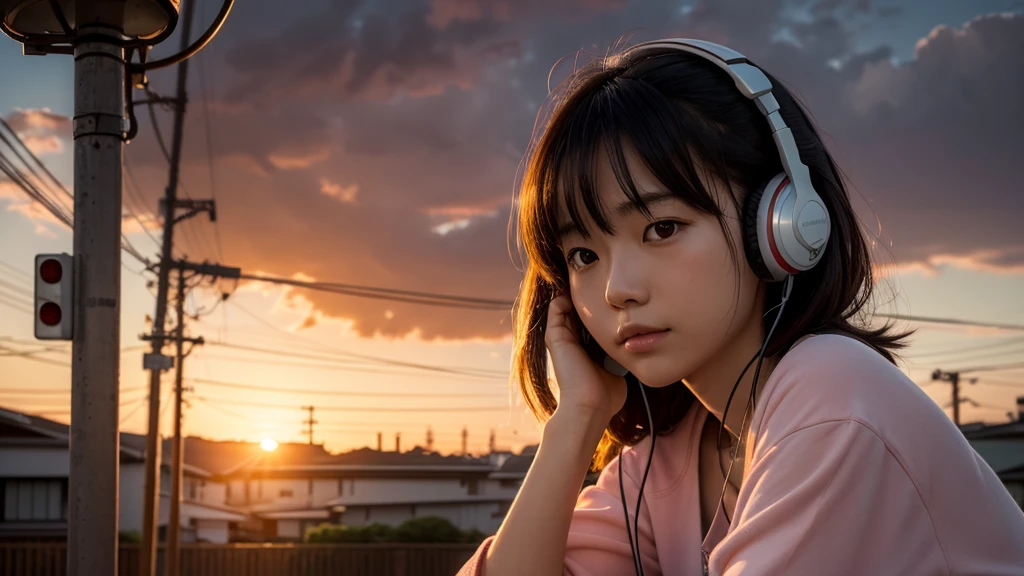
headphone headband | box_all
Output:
[623,39,829,255]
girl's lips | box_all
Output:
[623,329,670,353]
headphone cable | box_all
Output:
[718,275,794,525]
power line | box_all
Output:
[122,161,163,250]
[194,395,512,413]
[0,385,148,395]
[120,397,149,425]
[195,351,504,381]
[878,313,1024,333]
[196,49,224,262]
[955,361,1024,374]
[909,346,1024,367]
[0,344,70,367]
[0,127,151,268]
[189,376,507,398]
[975,379,1024,389]
[238,273,516,311]
[0,117,73,201]
[0,258,32,281]
[204,340,508,379]
[191,398,530,439]
[909,335,1024,359]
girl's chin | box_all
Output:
[627,369,686,389]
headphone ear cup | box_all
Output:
[742,181,774,282]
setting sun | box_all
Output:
[260,438,278,452]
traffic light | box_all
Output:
[34,253,73,340]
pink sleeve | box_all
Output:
[709,419,948,576]
[455,454,661,576]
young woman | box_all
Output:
[457,39,1024,576]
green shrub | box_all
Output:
[304,516,488,544]
[305,522,395,543]
[119,530,142,544]
[393,516,462,543]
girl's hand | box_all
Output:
[545,292,629,426]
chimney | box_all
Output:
[395,432,401,453]
[1017,396,1024,422]
[377,432,382,451]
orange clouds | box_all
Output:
[3,108,71,157]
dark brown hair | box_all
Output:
[511,45,911,472]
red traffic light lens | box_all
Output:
[40,302,62,326]
[40,259,63,284]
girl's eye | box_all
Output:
[644,221,683,242]
[567,249,598,270]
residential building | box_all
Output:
[217,444,531,540]
[960,396,1024,509]
[0,406,245,543]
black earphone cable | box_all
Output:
[619,446,642,575]
[718,275,794,525]
[620,275,794,574]
[619,375,656,576]
[634,380,656,575]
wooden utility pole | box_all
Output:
[302,405,317,445]
[139,2,196,573]
[159,260,238,576]
[932,369,977,426]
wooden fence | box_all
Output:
[0,542,480,576]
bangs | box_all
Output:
[540,73,729,245]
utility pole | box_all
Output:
[139,1,196,573]
[395,432,401,453]
[426,427,434,452]
[932,370,961,425]
[932,369,977,426]
[166,269,188,576]
[302,405,317,445]
[69,23,126,576]
[489,429,496,453]
[377,432,382,451]
[461,426,468,456]
[146,259,236,576]
[164,268,203,576]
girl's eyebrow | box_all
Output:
[557,221,579,241]
[557,190,678,241]
[615,189,677,217]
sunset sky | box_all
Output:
[1,0,1023,456]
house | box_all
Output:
[960,396,1024,509]
[1,404,540,543]
[213,443,535,540]
[0,406,246,543]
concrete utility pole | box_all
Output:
[1,3,181,573]
[140,2,196,573]
[68,24,125,576]
[303,405,317,445]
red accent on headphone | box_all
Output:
[766,178,801,275]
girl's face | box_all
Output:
[556,144,765,388]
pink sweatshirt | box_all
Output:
[457,334,1024,575]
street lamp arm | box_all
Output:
[132,0,235,72]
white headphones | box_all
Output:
[623,39,831,281]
